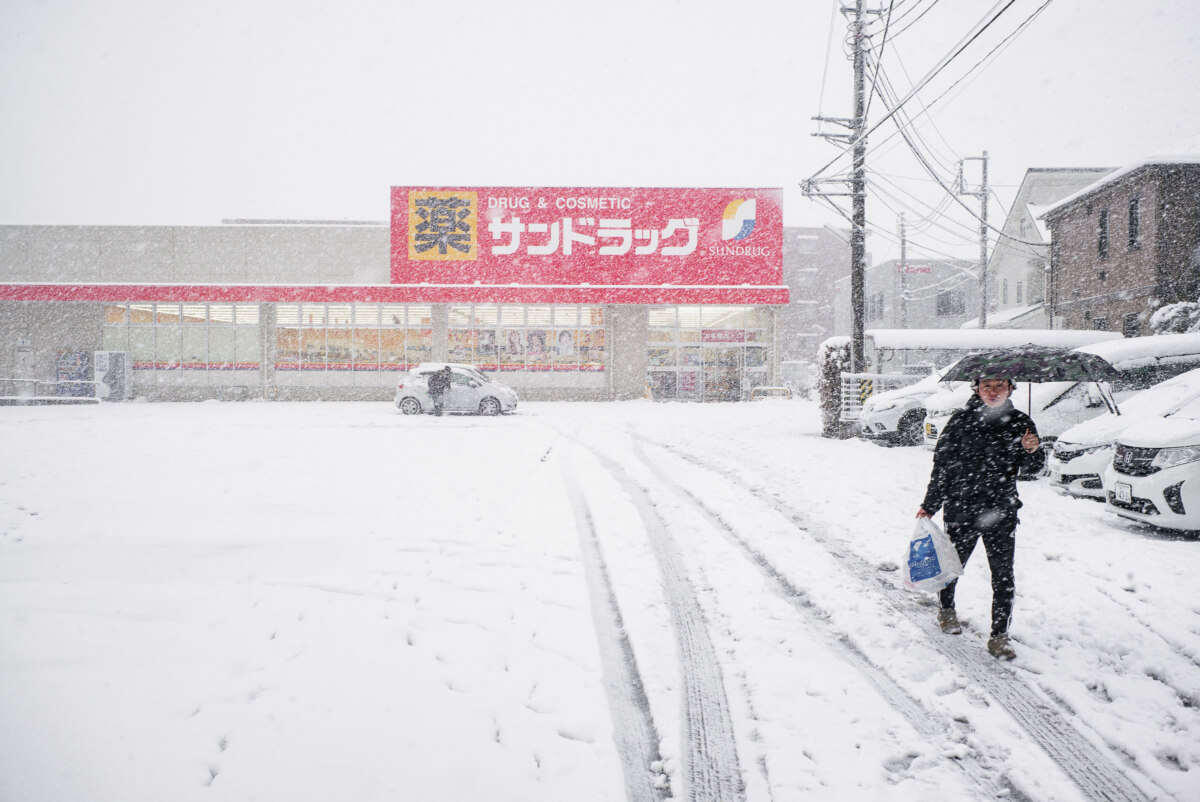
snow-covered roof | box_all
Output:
[959,304,1045,329]
[1075,332,1200,364]
[864,328,1119,350]
[1040,133,1200,218]
[1024,203,1052,242]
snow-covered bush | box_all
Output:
[1148,301,1200,334]
[817,336,853,438]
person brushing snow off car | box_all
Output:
[427,366,451,416]
[917,374,1044,661]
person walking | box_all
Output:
[427,365,452,416]
[917,374,1044,660]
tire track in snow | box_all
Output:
[561,456,672,802]
[624,437,1009,799]
[636,434,1161,802]
[568,438,745,802]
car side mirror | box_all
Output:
[468,380,480,388]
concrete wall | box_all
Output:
[0,224,390,285]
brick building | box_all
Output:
[1042,157,1200,335]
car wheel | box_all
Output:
[399,397,422,415]
[897,412,925,446]
[478,397,501,416]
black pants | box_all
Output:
[938,512,1017,638]
[431,393,445,416]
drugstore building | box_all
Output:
[0,187,788,402]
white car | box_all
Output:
[922,379,1095,449]
[924,333,1200,450]
[1104,394,1200,532]
[395,363,518,416]
[859,366,965,446]
[1049,367,1200,499]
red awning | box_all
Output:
[0,283,789,305]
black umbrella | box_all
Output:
[941,344,1123,414]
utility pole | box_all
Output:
[898,213,907,328]
[958,151,990,328]
[848,0,868,369]
[806,0,880,367]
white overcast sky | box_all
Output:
[1,0,1198,263]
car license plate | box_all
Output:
[1115,482,1132,504]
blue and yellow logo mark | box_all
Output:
[721,199,757,241]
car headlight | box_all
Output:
[870,400,897,413]
[1151,445,1200,470]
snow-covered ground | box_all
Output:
[2,398,1198,801]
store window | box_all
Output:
[449,304,607,389]
[274,303,433,387]
[103,303,261,386]
[646,305,772,402]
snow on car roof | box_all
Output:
[413,363,484,372]
[1075,332,1200,366]
[1059,366,1200,445]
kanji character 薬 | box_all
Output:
[414,196,472,255]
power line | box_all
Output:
[804,0,1017,186]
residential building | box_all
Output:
[1042,154,1200,336]
[978,167,1113,329]
[833,256,977,334]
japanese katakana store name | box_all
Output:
[407,190,770,262]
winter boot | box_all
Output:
[937,608,963,635]
[987,635,1016,661]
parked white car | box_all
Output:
[923,333,1200,450]
[395,363,518,415]
[1104,393,1200,532]
[1049,367,1200,499]
[922,379,1095,449]
[859,365,965,446]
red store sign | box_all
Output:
[390,186,783,289]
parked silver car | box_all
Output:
[859,364,964,446]
[394,363,518,415]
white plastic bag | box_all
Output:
[902,517,963,592]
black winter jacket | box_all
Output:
[427,369,450,396]
[921,394,1045,523]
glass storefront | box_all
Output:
[647,306,772,401]
[101,302,609,391]
[103,304,262,387]
[447,304,606,390]
[274,303,433,387]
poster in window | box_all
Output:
[553,330,577,370]
[448,329,474,363]
[475,329,499,369]
[578,330,605,371]
[501,329,524,370]
[527,330,550,370]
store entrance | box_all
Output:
[703,346,742,402]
